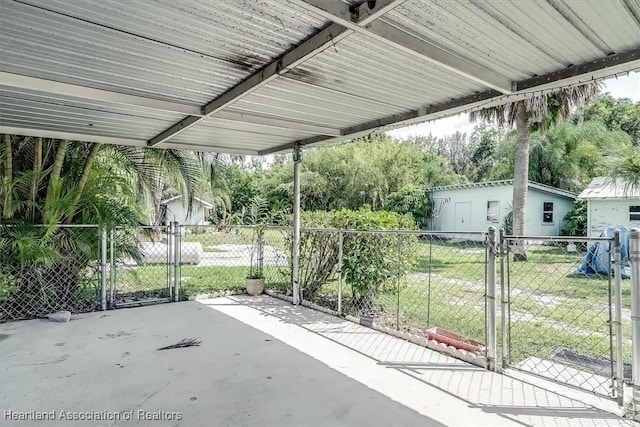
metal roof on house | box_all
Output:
[1,0,640,155]
[577,177,640,200]
[431,180,577,200]
[160,195,214,209]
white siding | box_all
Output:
[431,184,575,236]
[432,186,512,232]
[165,200,209,226]
[526,189,575,236]
[587,199,640,237]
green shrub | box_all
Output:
[385,187,431,229]
[296,207,419,311]
[562,201,587,236]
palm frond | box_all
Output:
[607,147,640,195]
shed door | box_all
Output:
[454,202,471,231]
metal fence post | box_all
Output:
[630,228,640,419]
[613,229,625,406]
[292,145,302,305]
[337,230,343,316]
[173,222,180,302]
[109,228,116,309]
[486,227,497,371]
[396,232,401,331]
[499,228,509,370]
[100,227,107,311]
[167,222,174,297]
[258,227,264,279]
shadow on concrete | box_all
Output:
[201,294,632,427]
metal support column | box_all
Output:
[499,228,509,369]
[396,232,402,331]
[100,227,107,311]
[167,222,174,296]
[292,145,302,305]
[614,229,625,405]
[630,228,640,419]
[337,231,343,316]
[109,229,116,309]
[486,227,497,371]
[173,222,180,302]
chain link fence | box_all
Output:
[174,225,291,298]
[296,229,490,358]
[1,222,635,404]
[500,234,626,398]
[1,225,102,321]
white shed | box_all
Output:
[577,177,640,237]
[430,180,577,236]
[160,196,214,226]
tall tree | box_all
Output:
[469,125,501,182]
[608,146,640,194]
[470,83,601,260]
[577,94,640,146]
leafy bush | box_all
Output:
[502,209,513,235]
[562,201,587,237]
[385,187,431,229]
[0,224,101,320]
[295,207,419,312]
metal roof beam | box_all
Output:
[296,0,513,94]
[211,111,341,136]
[514,48,640,91]
[257,89,500,155]
[0,72,202,116]
[0,126,147,147]
[258,47,640,156]
[147,0,405,147]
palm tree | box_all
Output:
[0,136,229,319]
[470,83,601,260]
[608,146,640,194]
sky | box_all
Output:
[387,72,640,140]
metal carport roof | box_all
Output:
[1,0,639,155]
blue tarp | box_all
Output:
[574,227,631,279]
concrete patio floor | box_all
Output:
[1,295,635,427]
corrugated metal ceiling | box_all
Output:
[1,0,639,154]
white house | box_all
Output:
[430,180,577,236]
[577,177,640,237]
[160,195,214,226]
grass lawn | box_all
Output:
[115,264,291,297]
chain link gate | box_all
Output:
[109,225,176,308]
[500,232,627,399]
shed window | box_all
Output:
[543,202,554,223]
[487,201,499,222]
[631,206,640,222]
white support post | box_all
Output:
[486,227,497,371]
[337,231,344,316]
[167,222,174,297]
[109,229,116,309]
[100,228,107,311]
[630,228,640,420]
[614,229,625,406]
[499,228,509,369]
[173,222,181,302]
[292,145,302,305]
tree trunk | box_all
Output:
[2,134,12,218]
[43,140,69,223]
[66,143,101,223]
[30,137,43,220]
[512,101,530,261]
